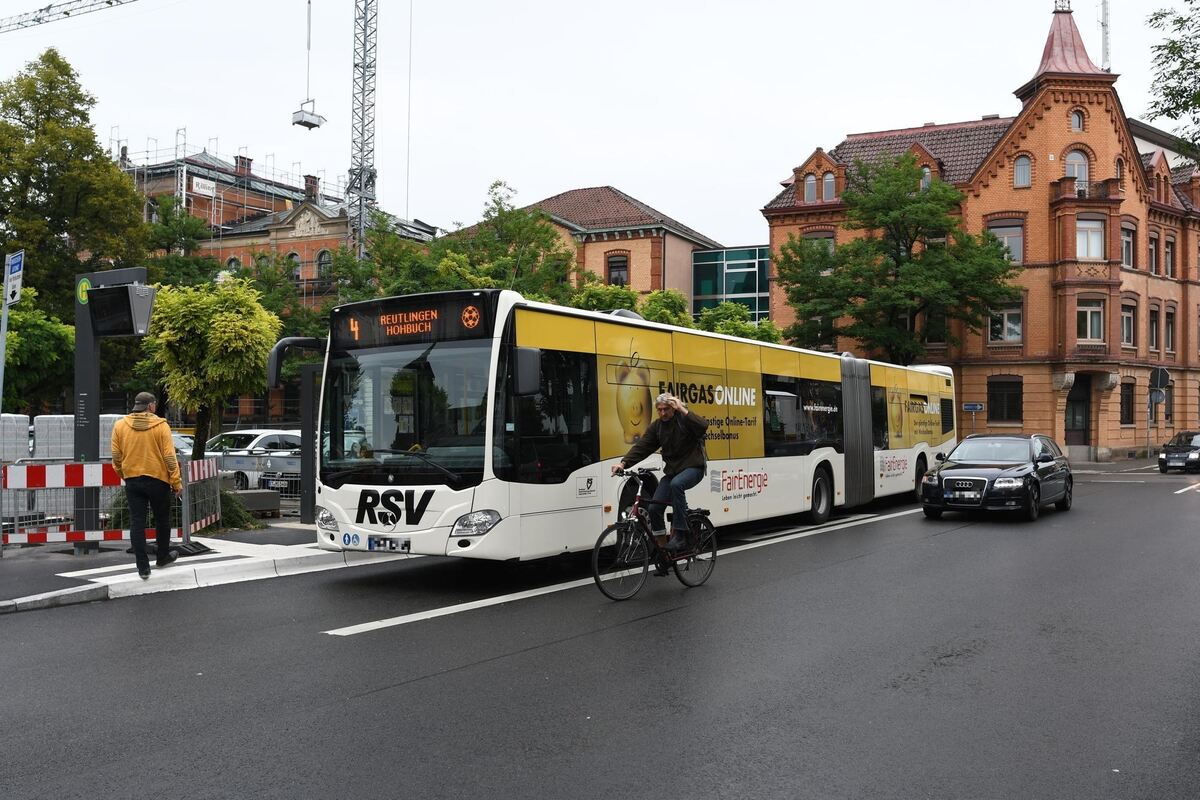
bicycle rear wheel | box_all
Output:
[673,516,717,587]
[592,523,650,601]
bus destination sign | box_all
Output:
[331,295,492,348]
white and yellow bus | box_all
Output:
[313,289,956,560]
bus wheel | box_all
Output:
[808,468,832,525]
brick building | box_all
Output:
[528,186,722,298]
[762,3,1200,460]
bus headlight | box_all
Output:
[316,506,339,533]
[452,510,501,537]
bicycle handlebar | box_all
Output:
[612,466,660,477]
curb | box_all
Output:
[0,583,110,614]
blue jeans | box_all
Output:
[650,467,704,533]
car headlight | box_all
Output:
[452,510,501,537]
[993,477,1023,488]
[921,473,939,485]
[1159,452,1167,459]
[1189,452,1199,460]
[316,505,339,533]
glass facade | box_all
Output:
[692,246,771,321]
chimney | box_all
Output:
[235,155,253,176]
[304,174,320,202]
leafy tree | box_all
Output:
[638,289,693,327]
[1148,0,1200,155]
[147,195,210,255]
[570,281,639,312]
[142,279,282,458]
[775,153,1020,365]
[0,49,146,320]
[1,287,73,413]
[696,301,781,343]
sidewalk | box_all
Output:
[0,519,409,613]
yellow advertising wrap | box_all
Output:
[596,321,673,461]
[725,341,763,459]
[670,333,728,461]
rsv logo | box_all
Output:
[356,489,435,526]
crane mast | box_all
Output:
[0,0,139,35]
[348,0,378,259]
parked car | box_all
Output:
[172,433,195,455]
[205,429,301,490]
[1159,431,1200,473]
[920,433,1072,522]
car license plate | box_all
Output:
[268,479,288,488]
[946,490,980,500]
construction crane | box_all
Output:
[347,0,378,259]
[0,0,139,35]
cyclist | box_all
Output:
[611,392,708,551]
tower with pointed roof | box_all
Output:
[762,2,1199,461]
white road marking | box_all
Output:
[1078,479,1146,483]
[1122,465,1159,472]
[1174,483,1200,495]
[324,508,921,636]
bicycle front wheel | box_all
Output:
[592,523,650,601]
[673,516,717,588]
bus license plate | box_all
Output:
[368,537,410,553]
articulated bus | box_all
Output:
[313,289,956,560]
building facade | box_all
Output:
[529,186,722,301]
[762,4,1199,460]
[691,246,772,321]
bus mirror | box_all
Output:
[515,347,542,396]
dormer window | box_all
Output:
[1070,110,1084,131]
[920,166,932,191]
[804,174,816,203]
[822,172,835,201]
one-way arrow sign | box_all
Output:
[5,250,24,306]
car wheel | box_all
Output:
[1024,483,1040,522]
[1055,478,1072,512]
[1159,465,1169,474]
[234,472,249,490]
[923,507,942,520]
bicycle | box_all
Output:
[592,466,718,601]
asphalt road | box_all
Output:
[3,467,1199,799]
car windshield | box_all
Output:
[206,433,258,451]
[1169,432,1200,447]
[950,439,1030,463]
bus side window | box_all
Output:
[871,386,888,450]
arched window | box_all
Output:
[254,254,269,271]
[1115,158,1124,183]
[1070,110,1084,131]
[822,172,835,201]
[226,257,242,270]
[920,166,932,191]
[317,250,333,277]
[1013,155,1032,188]
[804,174,816,203]
[287,252,302,281]
[1065,150,1089,188]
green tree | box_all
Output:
[147,195,210,255]
[570,281,639,312]
[1148,0,1200,155]
[2,287,73,413]
[142,279,282,457]
[0,49,146,319]
[696,301,782,343]
[638,289,693,327]
[775,153,1020,365]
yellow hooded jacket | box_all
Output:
[111,412,182,492]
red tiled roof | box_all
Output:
[763,118,1014,211]
[527,186,722,249]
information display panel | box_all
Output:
[331,293,496,349]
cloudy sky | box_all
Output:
[0,0,1179,246]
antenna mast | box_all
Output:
[348,0,379,259]
[1101,0,1111,72]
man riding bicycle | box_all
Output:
[611,392,709,552]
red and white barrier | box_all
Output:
[3,462,123,489]
[4,527,184,545]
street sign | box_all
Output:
[4,250,24,306]
[963,402,985,412]
[1150,388,1166,405]
[1149,367,1171,390]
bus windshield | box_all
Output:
[320,339,493,490]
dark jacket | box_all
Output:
[620,411,709,475]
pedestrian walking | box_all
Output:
[111,391,183,579]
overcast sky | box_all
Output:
[0,0,1179,246]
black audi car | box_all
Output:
[1159,431,1200,473]
[920,433,1072,521]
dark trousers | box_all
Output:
[125,476,173,572]
[650,466,704,533]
